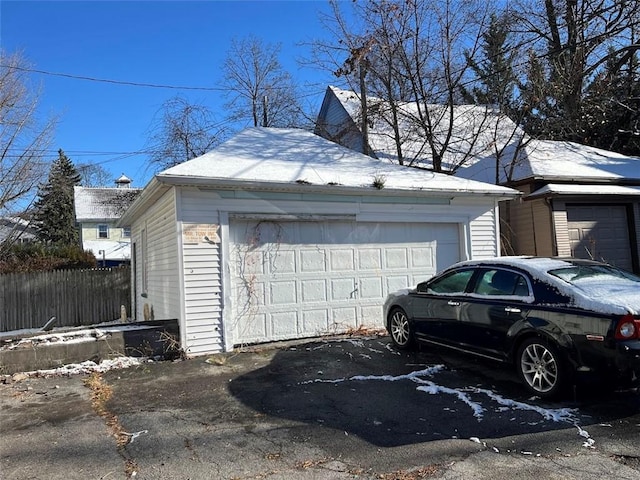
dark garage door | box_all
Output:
[567,204,633,271]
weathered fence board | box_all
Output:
[0,267,131,332]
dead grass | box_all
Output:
[84,372,139,477]
[376,464,441,479]
[344,325,387,337]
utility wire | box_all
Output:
[4,64,224,91]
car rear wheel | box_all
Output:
[516,337,566,398]
[389,308,414,350]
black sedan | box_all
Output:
[384,257,640,398]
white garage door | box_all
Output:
[567,204,633,271]
[228,219,460,345]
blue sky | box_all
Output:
[1,0,340,187]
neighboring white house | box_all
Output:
[119,127,517,356]
[0,217,37,245]
[74,175,142,266]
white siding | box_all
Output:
[171,187,502,352]
[551,201,571,257]
[131,189,180,323]
[467,203,500,259]
[178,189,224,355]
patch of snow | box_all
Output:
[20,356,148,377]
[528,183,640,198]
[2,324,158,351]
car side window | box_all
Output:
[425,269,474,294]
[474,269,530,296]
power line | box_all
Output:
[4,64,224,91]
[3,64,330,98]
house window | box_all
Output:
[98,224,109,239]
[122,226,131,238]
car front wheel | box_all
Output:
[516,337,566,398]
[389,308,414,350]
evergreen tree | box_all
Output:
[461,13,518,113]
[582,49,640,155]
[33,150,81,245]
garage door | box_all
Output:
[229,219,460,345]
[567,205,633,270]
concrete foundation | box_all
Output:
[0,319,180,375]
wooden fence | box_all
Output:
[0,267,131,332]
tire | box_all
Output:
[516,337,566,398]
[388,308,414,350]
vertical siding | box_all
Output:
[531,199,554,256]
[178,188,224,355]
[506,185,536,255]
[131,189,180,322]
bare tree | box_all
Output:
[0,51,55,216]
[145,96,227,172]
[313,0,509,173]
[221,36,304,128]
[77,163,113,187]
[513,0,640,141]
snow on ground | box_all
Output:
[0,323,158,351]
[1,323,156,378]
[18,356,151,378]
[303,338,595,450]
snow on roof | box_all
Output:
[460,138,640,186]
[326,88,640,189]
[328,86,522,172]
[510,139,640,182]
[74,186,142,222]
[159,127,515,196]
[83,240,131,260]
[527,183,640,198]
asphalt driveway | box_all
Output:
[2,333,640,479]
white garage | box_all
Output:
[228,219,460,344]
[120,128,517,356]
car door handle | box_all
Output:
[447,300,460,306]
[504,307,521,313]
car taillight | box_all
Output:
[615,314,640,340]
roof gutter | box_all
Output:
[507,175,640,188]
[156,173,520,199]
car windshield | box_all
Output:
[549,264,640,296]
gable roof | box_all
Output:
[323,87,640,189]
[322,86,522,172]
[460,138,640,186]
[159,127,515,195]
[121,128,517,225]
[74,186,142,222]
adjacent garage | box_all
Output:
[566,204,634,271]
[120,128,517,355]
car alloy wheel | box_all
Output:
[517,338,563,397]
[389,308,413,349]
